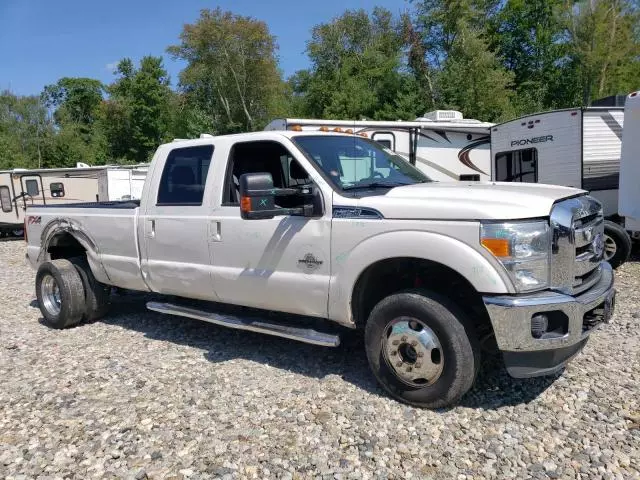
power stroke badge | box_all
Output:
[297,253,323,273]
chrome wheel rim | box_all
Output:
[41,274,62,316]
[382,317,444,386]
[604,234,617,261]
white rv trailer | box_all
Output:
[265,111,494,182]
[619,91,640,240]
[489,105,632,268]
[0,164,148,236]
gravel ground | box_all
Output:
[0,239,638,480]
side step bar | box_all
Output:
[146,302,341,347]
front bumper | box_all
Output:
[483,262,615,378]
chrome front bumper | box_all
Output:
[483,262,615,376]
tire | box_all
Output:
[364,290,480,409]
[35,259,86,329]
[69,257,111,321]
[603,220,631,269]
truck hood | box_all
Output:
[348,182,585,220]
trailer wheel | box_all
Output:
[364,290,480,409]
[603,221,631,269]
[70,257,111,321]
[35,259,86,329]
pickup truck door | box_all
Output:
[139,144,218,300]
[209,139,332,318]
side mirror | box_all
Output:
[239,173,277,220]
[239,172,320,220]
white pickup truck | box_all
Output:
[24,131,616,408]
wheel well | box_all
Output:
[47,233,86,261]
[351,257,493,339]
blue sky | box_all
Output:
[0,0,412,96]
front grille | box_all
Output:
[550,196,604,295]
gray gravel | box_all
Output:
[1,239,639,480]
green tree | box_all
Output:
[101,56,174,163]
[41,77,106,166]
[491,0,567,112]
[292,8,421,120]
[0,91,53,169]
[167,8,286,133]
[560,0,640,105]
[412,0,515,121]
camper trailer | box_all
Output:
[490,105,631,268]
[0,164,148,236]
[619,91,640,242]
[265,112,494,182]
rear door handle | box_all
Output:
[147,219,155,238]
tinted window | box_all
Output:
[25,179,39,196]
[495,148,538,182]
[157,145,214,205]
[0,186,11,212]
[50,182,65,198]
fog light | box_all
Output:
[531,314,549,339]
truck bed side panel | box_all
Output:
[26,206,149,292]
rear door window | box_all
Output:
[157,145,214,205]
[0,186,12,212]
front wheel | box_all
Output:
[364,290,480,409]
[603,220,631,269]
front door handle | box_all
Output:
[210,220,221,242]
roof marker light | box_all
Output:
[290,125,302,131]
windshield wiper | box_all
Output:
[342,182,412,190]
[342,181,413,191]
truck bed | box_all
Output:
[26,201,145,292]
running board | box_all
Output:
[146,301,341,347]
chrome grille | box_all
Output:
[550,196,604,295]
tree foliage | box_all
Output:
[291,8,423,120]
[101,56,174,163]
[2,3,639,169]
[168,8,286,133]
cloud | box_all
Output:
[105,62,119,73]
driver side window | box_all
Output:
[223,141,311,207]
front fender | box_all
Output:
[328,230,514,326]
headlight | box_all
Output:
[480,221,550,292]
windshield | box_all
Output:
[293,135,431,190]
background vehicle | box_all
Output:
[490,102,632,268]
[0,164,148,237]
[24,131,615,408]
[619,91,640,242]
[266,111,494,182]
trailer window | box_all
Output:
[25,179,40,196]
[0,186,12,212]
[50,182,65,198]
[157,145,214,205]
[495,148,538,182]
